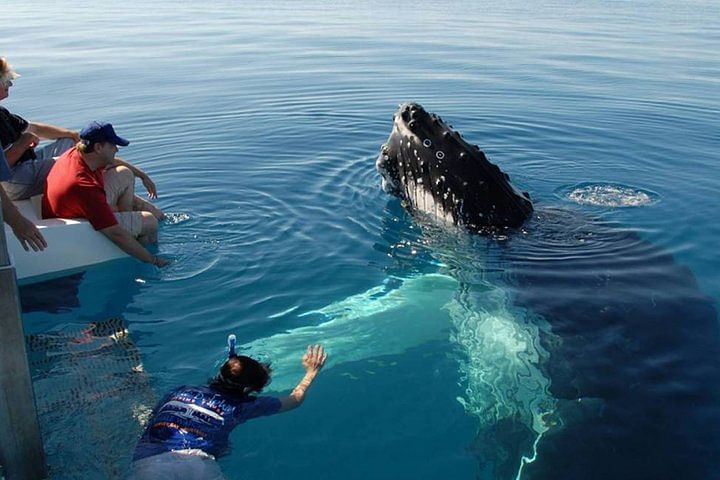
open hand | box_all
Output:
[154,256,171,267]
[140,173,158,199]
[11,216,47,252]
[301,345,327,374]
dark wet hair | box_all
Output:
[208,355,272,395]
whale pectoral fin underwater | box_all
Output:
[240,274,459,392]
[241,267,564,480]
[377,102,533,232]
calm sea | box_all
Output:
[3,0,719,479]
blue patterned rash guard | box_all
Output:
[133,385,282,461]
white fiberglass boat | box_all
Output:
[4,196,128,284]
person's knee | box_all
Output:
[140,211,158,235]
[113,165,134,185]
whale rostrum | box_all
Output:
[377,102,533,231]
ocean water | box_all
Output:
[3,0,720,479]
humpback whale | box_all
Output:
[242,103,719,479]
[374,102,720,479]
[377,102,533,231]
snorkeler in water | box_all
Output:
[128,336,327,480]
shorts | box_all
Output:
[114,211,144,237]
[102,166,144,237]
[0,137,75,200]
[128,450,227,480]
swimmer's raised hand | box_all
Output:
[302,344,327,374]
[279,344,327,412]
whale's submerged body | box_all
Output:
[245,103,720,479]
[375,103,720,479]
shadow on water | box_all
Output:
[20,262,157,480]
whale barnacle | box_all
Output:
[423,139,432,148]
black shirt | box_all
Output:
[0,106,35,163]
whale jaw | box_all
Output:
[377,102,533,231]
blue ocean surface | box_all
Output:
[3,0,719,478]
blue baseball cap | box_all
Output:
[80,121,130,147]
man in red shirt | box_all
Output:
[42,122,169,267]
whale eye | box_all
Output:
[436,151,445,160]
[423,139,432,148]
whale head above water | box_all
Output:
[376,102,533,231]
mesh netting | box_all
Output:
[27,318,156,480]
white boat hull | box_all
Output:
[4,198,128,283]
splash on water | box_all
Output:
[162,212,191,225]
[563,183,658,207]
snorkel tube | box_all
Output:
[210,333,272,395]
[227,334,237,358]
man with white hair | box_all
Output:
[0,56,80,200]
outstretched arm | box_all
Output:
[279,345,327,412]
[99,224,169,267]
[27,122,80,142]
